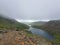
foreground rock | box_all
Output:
[0,30,52,45]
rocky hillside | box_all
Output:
[42,20,60,45]
[0,30,52,45]
[31,20,60,45]
[42,20,60,34]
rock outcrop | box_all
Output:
[0,30,52,45]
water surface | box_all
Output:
[28,27,54,40]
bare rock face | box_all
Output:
[0,30,52,45]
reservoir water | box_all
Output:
[28,26,54,40]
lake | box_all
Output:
[28,26,54,40]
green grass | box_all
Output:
[0,16,29,30]
[23,30,34,37]
[54,34,60,44]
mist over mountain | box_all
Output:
[0,15,29,30]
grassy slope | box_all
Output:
[31,21,47,26]
[0,15,29,30]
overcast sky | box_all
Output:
[0,0,60,20]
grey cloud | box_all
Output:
[0,0,60,20]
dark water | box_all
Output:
[28,27,54,40]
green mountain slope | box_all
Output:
[31,21,47,29]
[0,15,29,30]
